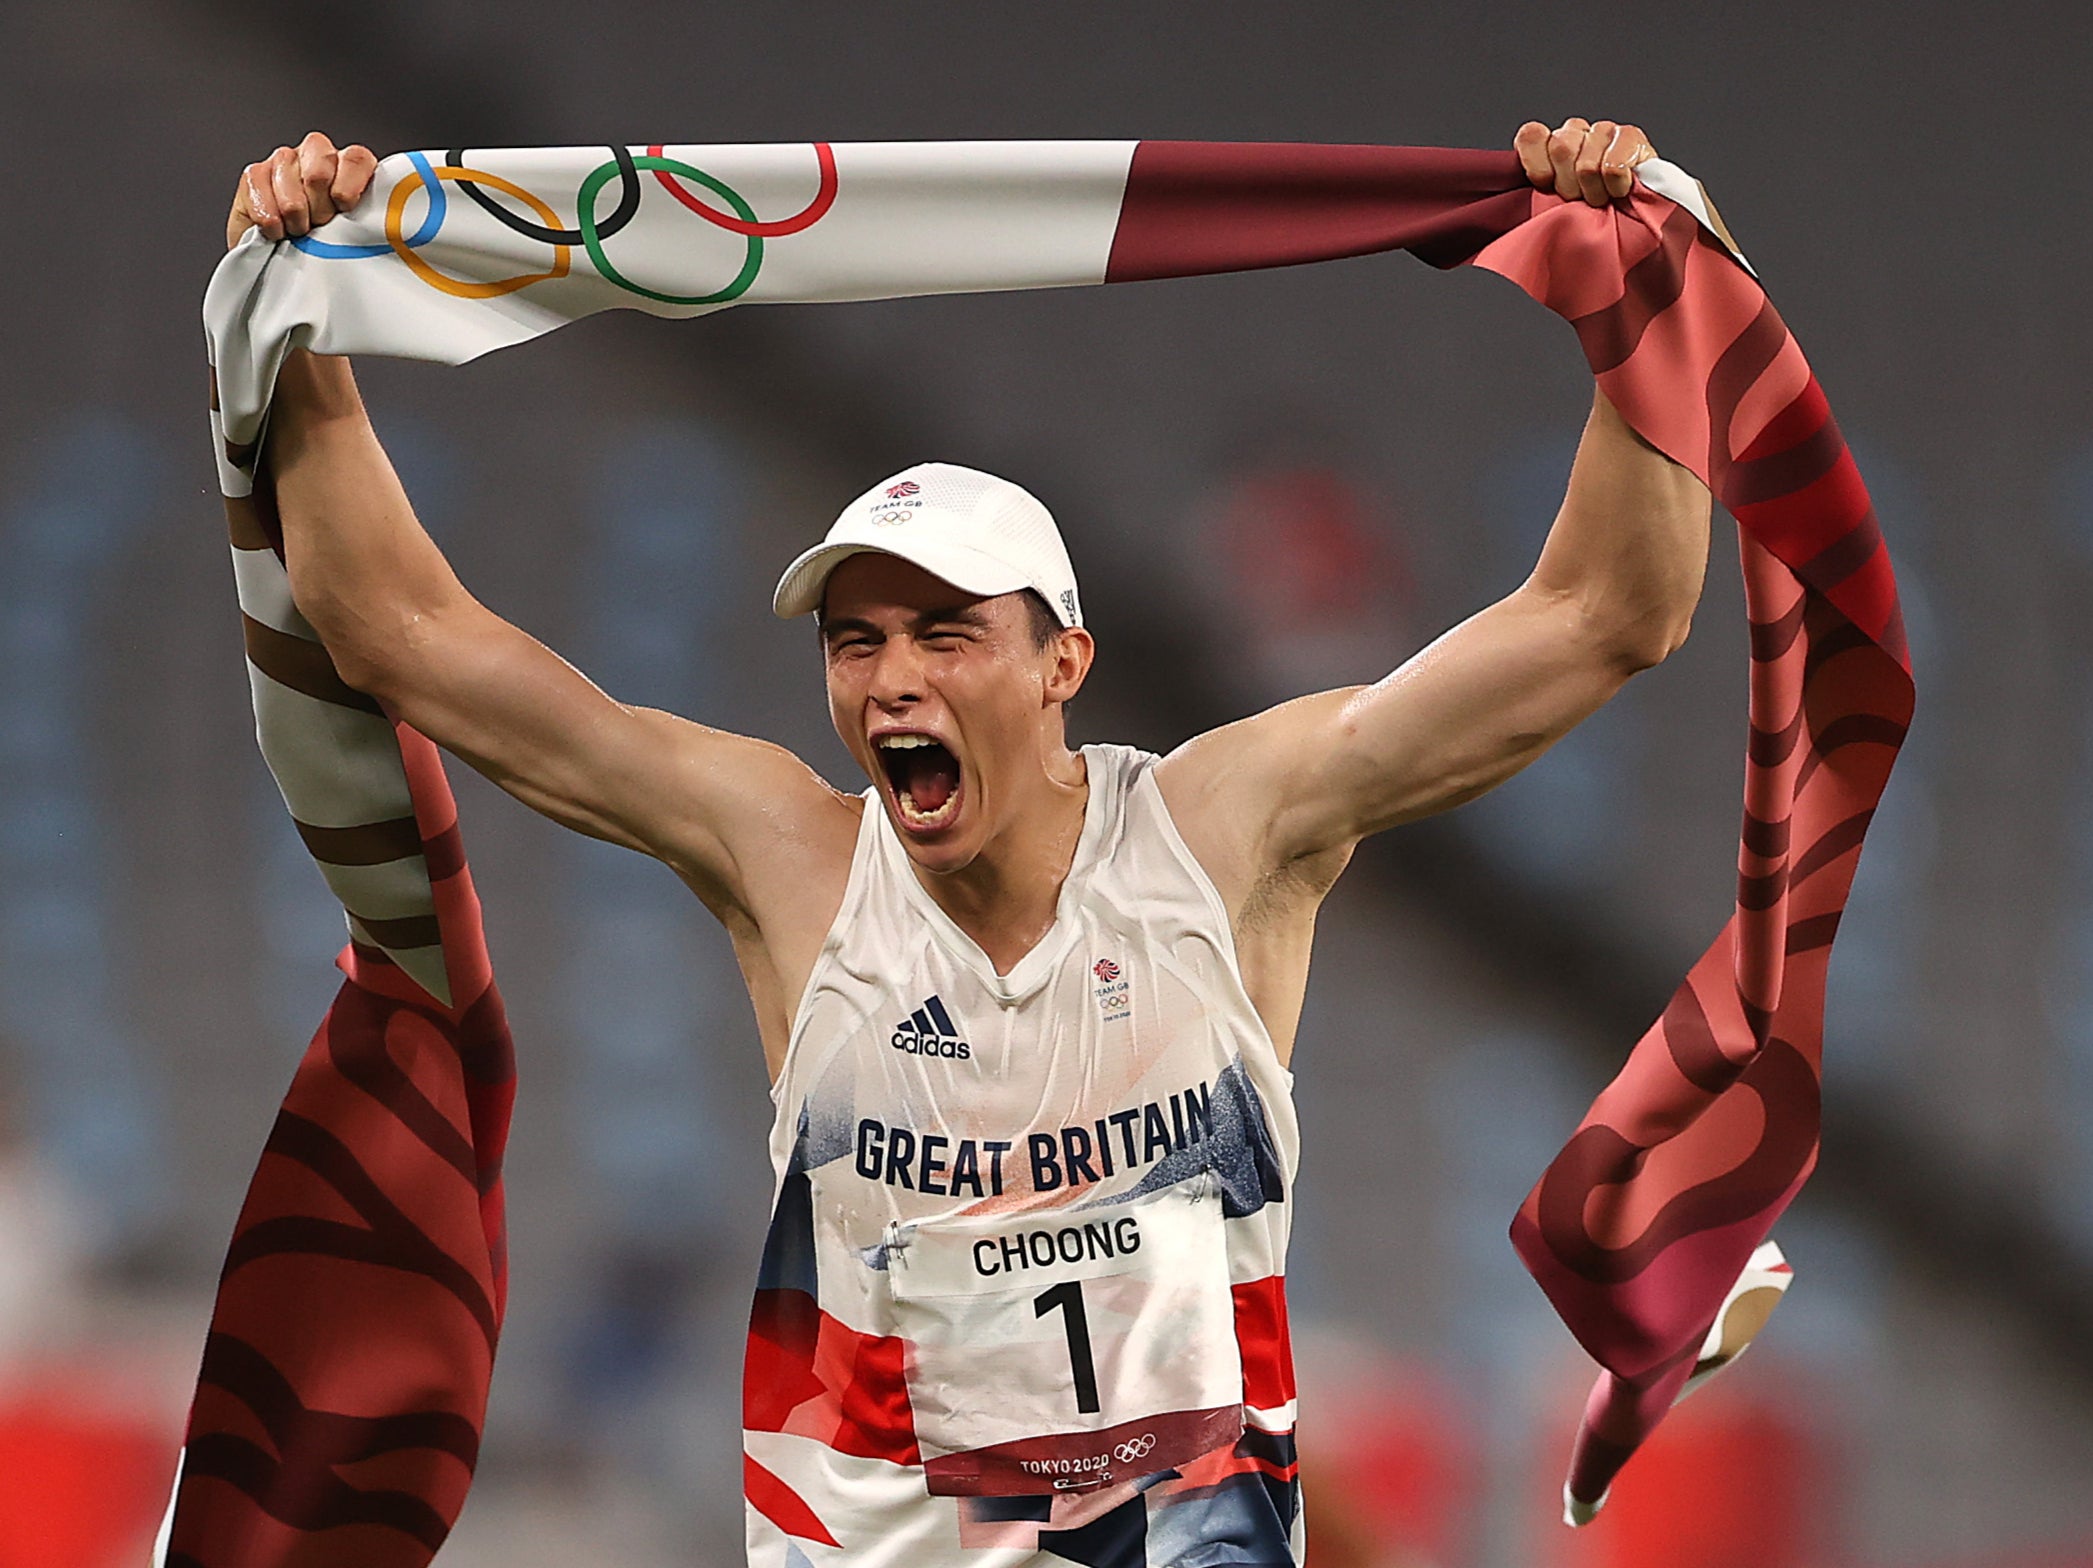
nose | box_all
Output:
[865,636,928,709]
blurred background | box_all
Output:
[2,1,2089,1563]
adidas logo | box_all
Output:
[891,994,972,1060]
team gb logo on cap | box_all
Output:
[872,478,924,526]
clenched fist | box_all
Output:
[1513,118,1657,207]
[227,131,379,250]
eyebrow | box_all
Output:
[820,604,991,642]
[819,614,880,643]
[919,604,992,628]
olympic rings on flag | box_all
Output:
[577,153,763,306]
[292,144,834,307]
[643,141,838,237]
[386,161,572,299]
[445,144,643,246]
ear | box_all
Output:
[1043,627,1095,706]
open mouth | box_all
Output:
[876,733,964,832]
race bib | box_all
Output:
[885,1175,1244,1496]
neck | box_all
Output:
[913,743,1089,975]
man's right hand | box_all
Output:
[228,132,378,251]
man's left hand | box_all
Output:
[1514,117,1657,207]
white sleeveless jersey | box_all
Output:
[744,744,1304,1567]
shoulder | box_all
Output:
[654,729,865,1054]
[1151,693,1355,838]
[628,708,865,907]
[1151,698,1361,916]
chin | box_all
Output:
[892,822,980,876]
[881,797,982,873]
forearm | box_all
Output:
[265,350,480,694]
[1524,387,1711,671]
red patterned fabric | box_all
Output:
[167,480,517,1568]
[1106,143,1908,1507]
[1474,180,1908,1509]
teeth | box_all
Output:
[895,791,960,826]
[874,733,960,830]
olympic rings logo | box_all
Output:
[1113,1433,1156,1464]
[388,160,569,299]
[290,142,839,307]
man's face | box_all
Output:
[820,553,1085,875]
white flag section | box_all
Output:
[205,140,1139,454]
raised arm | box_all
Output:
[228,136,850,924]
[1161,120,1711,903]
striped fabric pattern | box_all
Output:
[158,384,517,1566]
[175,141,1907,1563]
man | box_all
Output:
[228,117,1708,1563]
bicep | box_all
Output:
[369,600,804,898]
[1247,584,1639,859]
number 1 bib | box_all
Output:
[885,1175,1245,1496]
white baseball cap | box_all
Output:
[772,461,1083,628]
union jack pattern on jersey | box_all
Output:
[745,746,1302,1565]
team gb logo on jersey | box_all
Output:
[1092,957,1130,1022]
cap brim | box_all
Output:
[771,539,1035,620]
